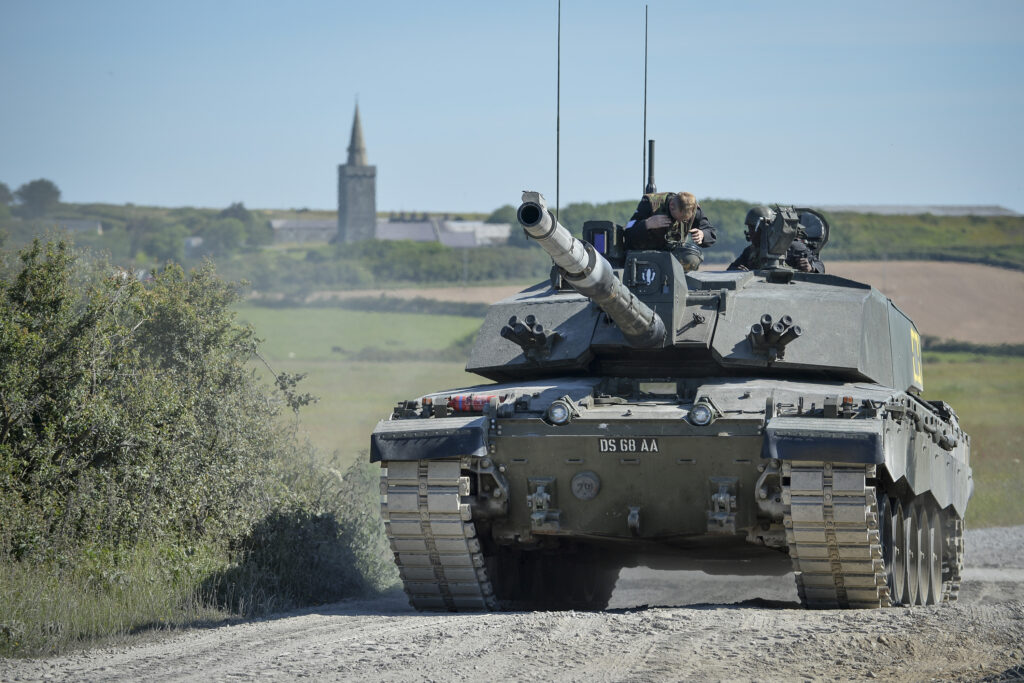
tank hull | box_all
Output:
[374,374,971,610]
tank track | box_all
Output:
[380,458,498,611]
[782,462,890,609]
[942,517,964,603]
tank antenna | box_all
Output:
[642,4,649,194]
[555,0,561,223]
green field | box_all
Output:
[234,305,481,464]
[922,356,1024,527]
[238,305,1024,528]
[235,305,483,360]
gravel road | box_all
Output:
[3,527,1023,682]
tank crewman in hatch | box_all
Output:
[624,191,717,272]
[728,206,825,273]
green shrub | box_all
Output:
[0,242,281,557]
[0,240,394,656]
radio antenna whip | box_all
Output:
[642,4,648,193]
[555,0,561,223]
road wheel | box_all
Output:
[891,498,907,604]
[923,505,943,605]
[909,499,925,606]
[877,493,898,606]
[906,499,922,606]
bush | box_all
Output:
[0,240,394,656]
[205,459,394,613]
[0,243,283,557]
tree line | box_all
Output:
[0,180,273,264]
[3,178,1022,300]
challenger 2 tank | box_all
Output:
[371,191,972,611]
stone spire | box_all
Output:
[338,101,377,243]
[347,104,367,166]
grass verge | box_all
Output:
[0,543,229,656]
[0,456,395,659]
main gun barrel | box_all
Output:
[517,191,666,348]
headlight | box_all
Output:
[689,403,714,426]
[546,400,572,426]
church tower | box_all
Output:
[337,104,377,242]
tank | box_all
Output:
[371,191,972,611]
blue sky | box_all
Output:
[1,0,1022,213]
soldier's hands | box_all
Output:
[797,257,811,272]
[646,215,671,230]
[689,227,704,245]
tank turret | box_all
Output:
[517,191,666,348]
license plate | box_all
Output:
[598,437,659,453]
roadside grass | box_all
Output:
[0,543,231,657]
[923,354,1024,528]
[0,453,392,659]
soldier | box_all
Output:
[624,191,717,272]
[728,206,825,273]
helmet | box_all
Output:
[744,206,775,230]
[744,206,776,241]
[797,209,829,252]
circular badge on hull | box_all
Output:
[571,471,601,500]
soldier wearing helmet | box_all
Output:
[728,205,825,273]
[624,191,717,272]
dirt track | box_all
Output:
[3,527,1023,682]
[313,261,1024,345]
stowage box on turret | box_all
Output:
[371,191,972,610]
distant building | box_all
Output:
[439,230,478,249]
[270,219,337,243]
[337,104,377,243]
[375,217,438,243]
[271,212,511,247]
[376,215,511,248]
[439,220,512,246]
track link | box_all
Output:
[942,517,964,603]
[783,462,890,609]
[381,459,497,611]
